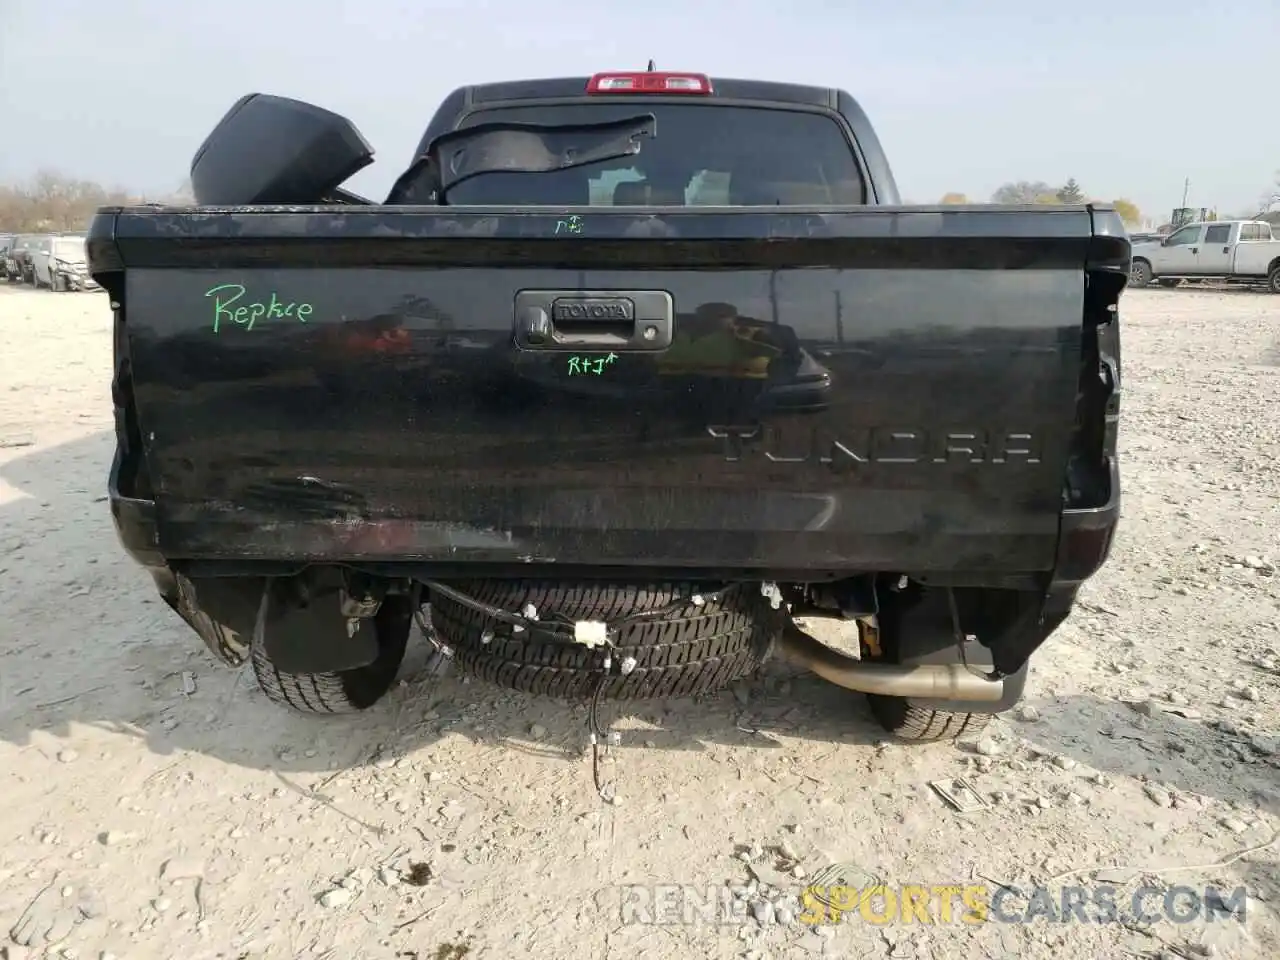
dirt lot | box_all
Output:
[1,284,1278,960]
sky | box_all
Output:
[2,0,1277,223]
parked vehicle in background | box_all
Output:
[27,235,56,288]
[57,236,100,291]
[29,234,98,291]
[5,235,42,284]
[0,235,14,280]
[1129,220,1280,292]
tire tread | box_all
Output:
[250,598,411,714]
[431,581,778,701]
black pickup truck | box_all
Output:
[89,70,1124,745]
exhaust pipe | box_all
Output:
[776,624,1006,702]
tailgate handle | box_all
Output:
[514,290,674,352]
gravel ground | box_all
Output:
[0,284,1277,960]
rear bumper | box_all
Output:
[110,449,1120,586]
[115,489,1080,578]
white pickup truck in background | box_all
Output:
[1129,219,1280,293]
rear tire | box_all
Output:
[431,581,781,700]
[251,595,412,714]
[862,586,1026,742]
[867,696,991,742]
[1267,264,1280,295]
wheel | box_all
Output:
[861,587,1037,742]
[864,591,993,742]
[1268,264,1280,295]
[431,581,782,700]
[250,594,412,713]
[1129,259,1153,287]
[867,692,992,741]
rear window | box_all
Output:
[446,103,866,207]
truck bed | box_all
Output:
[90,203,1126,579]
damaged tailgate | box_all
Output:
[90,204,1126,575]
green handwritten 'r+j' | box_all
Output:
[568,353,618,376]
[205,283,314,333]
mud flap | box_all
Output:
[886,587,1039,716]
[168,573,263,668]
[254,578,381,675]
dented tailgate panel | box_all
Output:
[96,206,1102,574]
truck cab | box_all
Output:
[1129,219,1280,292]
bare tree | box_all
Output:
[0,169,134,233]
[991,181,1057,204]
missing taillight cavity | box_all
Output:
[586,72,713,95]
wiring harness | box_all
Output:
[416,579,759,802]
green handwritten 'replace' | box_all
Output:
[205,283,314,333]
[568,353,618,376]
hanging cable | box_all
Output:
[419,580,744,802]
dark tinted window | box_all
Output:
[1204,224,1230,244]
[446,103,865,206]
